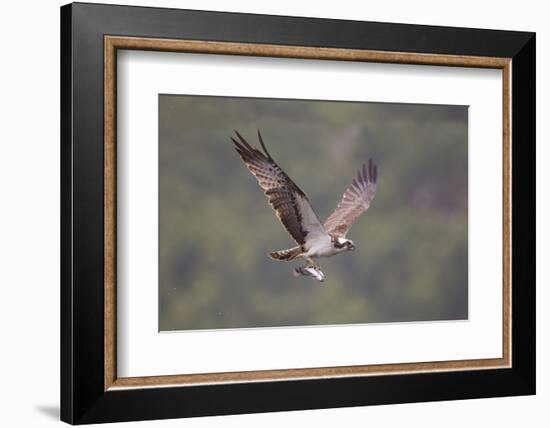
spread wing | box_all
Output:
[231,130,327,246]
[324,159,378,238]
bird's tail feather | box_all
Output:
[269,246,303,261]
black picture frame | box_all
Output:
[61,2,535,424]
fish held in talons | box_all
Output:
[293,265,326,282]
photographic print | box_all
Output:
[62,7,534,422]
[159,94,468,331]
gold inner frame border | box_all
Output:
[104,35,512,391]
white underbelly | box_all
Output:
[304,235,336,258]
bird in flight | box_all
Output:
[231,130,377,277]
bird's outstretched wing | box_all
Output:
[231,130,327,246]
[324,159,378,238]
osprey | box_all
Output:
[231,130,377,273]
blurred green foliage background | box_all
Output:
[159,94,468,331]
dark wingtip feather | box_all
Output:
[233,130,248,146]
[230,136,246,154]
[364,158,377,184]
[234,130,256,153]
[257,129,274,161]
[232,130,271,163]
[230,136,241,149]
[368,159,373,182]
[362,163,368,182]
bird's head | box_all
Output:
[334,237,355,252]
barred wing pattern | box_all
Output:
[231,130,327,246]
[324,159,378,238]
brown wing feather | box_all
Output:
[231,130,326,246]
[324,159,378,238]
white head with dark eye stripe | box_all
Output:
[333,236,355,252]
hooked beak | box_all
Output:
[348,244,355,251]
